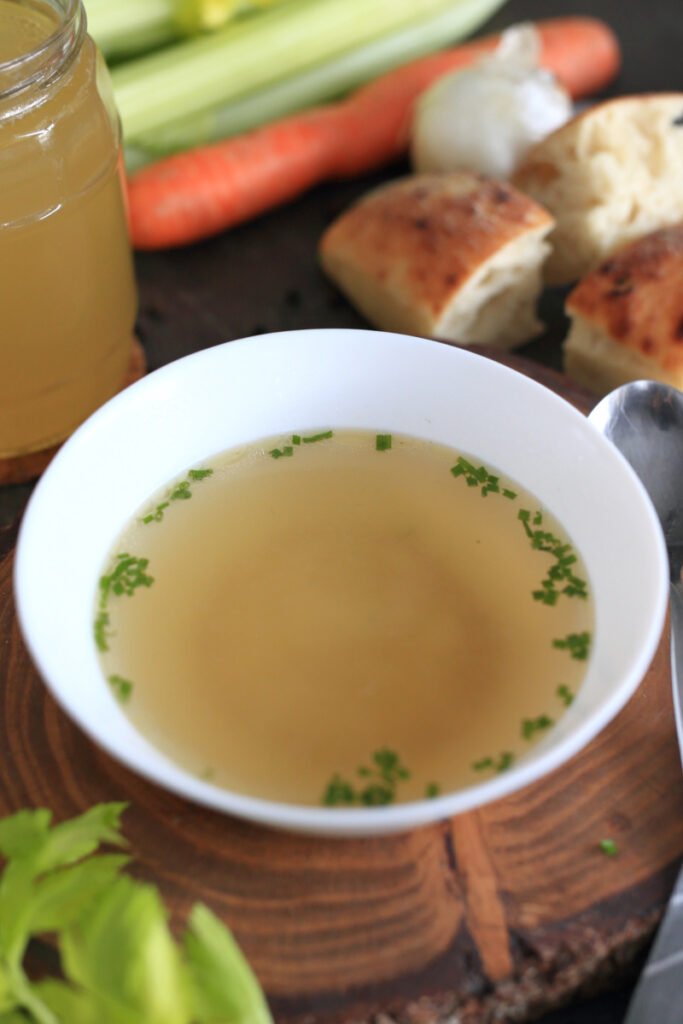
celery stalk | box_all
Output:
[112,0,507,143]
[175,0,292,35]
[85,0,293,60]
[85,0,178,60]
[130,0,507,163]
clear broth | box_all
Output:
[96,431,593,806]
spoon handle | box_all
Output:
[623,583,683,1024]
[672,583,683,760]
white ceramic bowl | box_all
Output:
[14,329,669,836]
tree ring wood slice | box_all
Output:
[0,337,146,486]
[0,353,681,1024]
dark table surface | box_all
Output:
[3,0,682,1019]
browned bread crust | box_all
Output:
[564,224,683,392]
[319,173,554,349]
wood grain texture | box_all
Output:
[0,352,681,1022]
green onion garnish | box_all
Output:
[302,430,333,444]
[557,684,575,707]
[553,632,591,660]
[108,675,134,703]
[521,715,554,741]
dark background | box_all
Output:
[4,2,682,1019]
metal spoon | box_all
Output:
[588,380,683,1022]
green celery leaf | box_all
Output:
[0,861,41,960]
[0,810,52,861]
[36,978,139,1024]
[0,1013,34,1023]
[0,804,127,963]
[28,854,130,933]
[30,980,99,1024]
[60,875,190,1024]
[33,804,128,874]
[184,904,272,1024]
[0,964,15,1013]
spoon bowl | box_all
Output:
[589,381,683,582]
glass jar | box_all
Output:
[0,0,137,458]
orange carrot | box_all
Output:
[128,17,620,250]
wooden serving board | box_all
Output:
[0,355,681,1024]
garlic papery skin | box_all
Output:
[411,24,572,180]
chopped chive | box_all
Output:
[533,588,558,606]
[557,684,575,707]
[322,747,430,807]
[599,838,618,857]
[143,467,214,523]
[425,782,440,799]
[100,555,154,600]
[376,433,392,451]
[95,554,154,652]
[170,480,192,500]
[517,509,589,605]
[142,500,170,525]
[291,434,302,445]
[360,784,393,806]
[451,456,520,505]
[553,632,591,660]
[302,430,333,444]
[322,774,356,807]
[108,674,134,703]
[521,715,554,741]
[473,751,514,774]
[94,611,111,653]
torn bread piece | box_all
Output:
[319,173,554,349]
[514,93,683,285]
[564,224,683,394]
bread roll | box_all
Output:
[319,173,554,349]
[514,94,683,285]
[564,225,683,394]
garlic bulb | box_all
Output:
[411,24,572,180]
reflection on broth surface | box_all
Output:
[96,430,593,806]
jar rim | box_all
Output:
[0,0,85,99]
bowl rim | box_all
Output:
[14,328,670,837]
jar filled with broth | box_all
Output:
[0,0,137,458]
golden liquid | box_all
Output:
[0,0,137,457]
[98,432,594,806]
